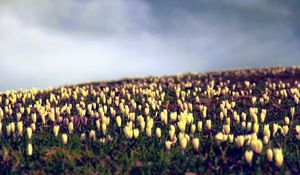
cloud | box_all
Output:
[0,0,299,91]
[0,10,195,90]
[0,0,153,36]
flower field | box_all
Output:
[0,67,299,174]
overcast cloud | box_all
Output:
[0,0,299,91]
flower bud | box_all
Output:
[247,122,252,132]
[215,132,224,142]
[31,113,37,123]
[133,128,139,139]
[31,123,36,132]
[197,121,203,132]
[179,137,187,150]
[81,133,86,143]
[96,119,100,130]
[205,119,211,130]
[229,134,234,143]
[17,121,23,135]
[170,112,177,122]
[192,138,199,150]
[146,127,152,137]
[140,120,145,132]
[124,126,133,139]
[251,139,263,154]
[116,116,122,127]
[284,117,289,125]
[27,127,32,140]
[62,133,68,145]
[191,124,196,134]
[236,135,245,147]
[27,143,33,156]
[267,148,273,162]
[89,130,96,141]
[102,123,107,135]
[53,125,59,137]
[156,127,161,138]
[223,124,230,134]
[165,140,172,150]
[290,107,295,117]
[10,122,15,133]
[245,150,253,164]
[178,120,186,133]
[253,123,259,134]
[263,135,269,144]
[68,122,74,134]
[241,121,246,128]
[274,148,284,167]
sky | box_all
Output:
[0,0,299,91]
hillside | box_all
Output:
[0,66,299,174]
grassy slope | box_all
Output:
[0,66,299,174]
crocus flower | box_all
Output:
[263,136,269,144]
[247,122,252,131]
[236,135,245,147]
[223,124,230,134]
[102,123,107,135]
[215,132,224,142]
[17,121,23,135]
[31,113,37,123]
[253,123,259,134]
[140,120,145,132]
[133,128,139,139]
[290,107,295,117]
[124,126,133,139]
[53,125,59,137]
[27,143,33,156]
[165,140,172,150]
[245,150,253,164]
[81,133,86,143]
[274,148,284,167]
[170,112,177,122]
[205,119,212,130]
[273,123,279,136]
[96,119,100,130]
[27,127,32,140]
[31,123,36,132]
[267,148,273,162]
[89,130,96,141]
[179,137,187,150]
[116,116,122,127]
[284,117,289,125]
[251,139,263,154]
[156,128,161,138]
[191,124,196,134]
[229,134,234,143]
[169,129,175,140]
[192,138,199,150]
[10,122,15,133]
[6,124,11,136]
[62,133,68,145]
[241,112,246,121]
[146,127,152,137]
[197,121,203,132]
[68,122,74,134]
[177,120,186,133]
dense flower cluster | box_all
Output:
[0,66,299,173]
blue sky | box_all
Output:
[0,0,299,91]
